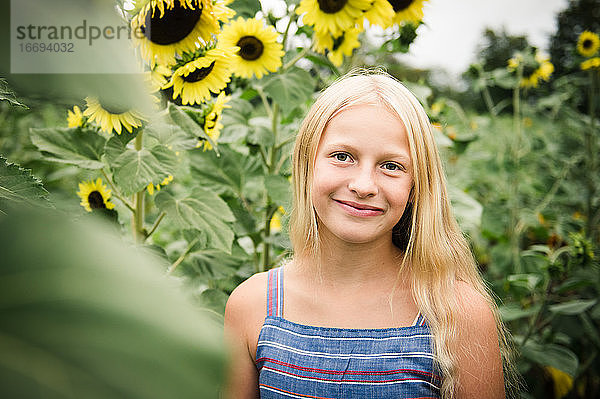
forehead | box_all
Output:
[320,104,409,151]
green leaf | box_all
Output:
[229,0,261,18]
[199,288,229,315]
[109,144,178,196]
[549,299,597,315]
[0,209,224,399]
[168,103,218,154]
[0,78,28,108]
[259,67,316,115]
[448,185,482,235]
[264,174,291,209]
[30,127,107,169]
[521,342,579,377]
[154,187,235,253]
[220,98,254,143]
[498,303,542,322]
[0,156,51,214]
[247,117,274,147]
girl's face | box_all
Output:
[311,104,413,246]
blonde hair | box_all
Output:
[289,69,517,398]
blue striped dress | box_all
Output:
[256,267,441,399]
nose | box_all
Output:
[347,166,378,198]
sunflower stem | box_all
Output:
[283,47,309,71]
[101,168,135,212]
[585,70,597,240]
[168,237,200,274]
[257,86,273,120]
[145,211,166,240]
[509,64,523,273]
[133,131,145,244]
[262,103,280,272]
[281,5,298,51]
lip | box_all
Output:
[334,199,384,217]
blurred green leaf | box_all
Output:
[264,174,291,210]
[0,208,224,399]
[155,186,235,253]
[0,156,51,213]
[499,303,542,322]
[549,299,597,316]
[229,0,261,18]
[259,67,315,115]
[167,103,218,155]
[521,342,579,377]
[30,127,107,169]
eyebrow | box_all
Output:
[323,142,411,162]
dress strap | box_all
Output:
[412,311,426,327]
[266,266,284,317]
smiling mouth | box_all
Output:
[334,199,384,215]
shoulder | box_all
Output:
[452,281,505,398]
[225,271,268,328]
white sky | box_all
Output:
[261,0,570,76]
[401,0,570,75]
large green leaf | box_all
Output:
[108,139,178,196]
[229,0,261,18]
[448,185,482,235]
[30,127,107,169]
[498,303,542,322]
[219,98,254,143]
[154,187,235,253]
[0,208,224,399]
[259,67,316,115]
[549,299,597,316]
[521,342,579,377]
[264,174,291,210]
[0,156,50,214]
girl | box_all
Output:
[224,70,514,399]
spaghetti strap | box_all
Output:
[412,311,426,327]
[266,266,284,317]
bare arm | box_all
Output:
[454,283,505,399]
[222,274,266,399]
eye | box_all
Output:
[332,152,352,162]
[382,162,404,172]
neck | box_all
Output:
[297,229,409,290]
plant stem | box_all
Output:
[509,66,523,273]
[585,70,597,240]
[133,131,145,244]
[101,168,135,212]
[283,47,309,71]
[280,6,298,51]
[145,211,166,240]
[168,237,199,274]
[262,103,280,272]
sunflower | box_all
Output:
[387,0,427,25]
[67,105,84,128]
[219,17,284,79]
[199,91,231,150]
[83,97,145,134]
[521,53,554,89]
[363,0,394,29]
[164,46,235,105]
[131,0,218,66]
[77,178,115,212]
[314,26,361,66]
[296,0,371,37]
[577,31,600,58]
[269,206,286,233]
[213,0,236,24]
[581,57,600,71]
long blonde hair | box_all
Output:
[289,69,517,398]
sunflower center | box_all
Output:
[522,64,537,78]
[182,61,216,82]
[388,0,414,12]
[236,36,264,61]
[141,2,202,45]
[317,0,347,14]
[583,39,593,49]
[88,191,107,209]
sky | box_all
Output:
[400,0,570,75]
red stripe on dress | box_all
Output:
[257,357,440,380]
[260,384,337,399]
[262,365,439,385]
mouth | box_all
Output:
[333,199,384,216]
